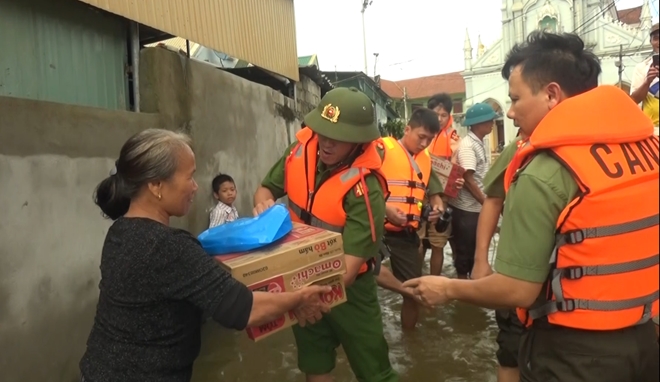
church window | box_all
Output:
[538,16,558,33]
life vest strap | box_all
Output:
[405,214,421,222]
[387,179,426,190]
[530,251,660,323]
[387,196,423,205]
[561,254,659,280]
[555,214,659,247]
[549,252,658,302]
[288,202,344,233]
[529,290,659,324]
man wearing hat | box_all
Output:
[631,22,659,135]
[253,87,398,382]
[447,102,497,279]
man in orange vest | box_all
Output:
[376,107,446,330]
[418,93,461,276]
[253,87,398,382]
[403,31,659,381]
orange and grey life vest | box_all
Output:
[504,86,659,331]
[284,127,389,274]
[381,137,431,231]
[428,115,459,162]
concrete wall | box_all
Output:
[0,96,163,382]
[0,47,301,382]
[140,47,300,234]
[295,74,321,118]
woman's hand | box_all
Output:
[293,285,332,327]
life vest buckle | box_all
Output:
[564,267,584,280]
[300,210,313,225]
[556,299,576,312]
[405,196,417,205]
[564,229,586,244]
[405,214,418,223]
[406,180,417,188]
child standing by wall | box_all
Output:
[209,173,239,228]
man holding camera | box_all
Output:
[631,22,659,136]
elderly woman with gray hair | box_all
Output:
[79,129,330,382]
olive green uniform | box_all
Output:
[481,140,525,369]
[386,169,444,282]
[261,143,397,381]
[494,148,659,381]
[259,87,397,382]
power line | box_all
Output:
[573,0,620,34]
[578,3,640,37]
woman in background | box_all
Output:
[80,129,329,382]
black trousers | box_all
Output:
[448,207,480,276]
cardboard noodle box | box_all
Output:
[245,272,347,341]
[213,223,348,341]
[430,156,466,199]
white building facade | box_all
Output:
[462,0,656,149]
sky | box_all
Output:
[293,0,659,81]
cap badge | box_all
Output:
[321,104,340,123]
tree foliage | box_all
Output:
[380,119,405,139]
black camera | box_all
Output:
[435,207,453,233]
[421,204,432,221]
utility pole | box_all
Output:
[403,87,409,121]
[361,1,372,75]
[617,44,623,87]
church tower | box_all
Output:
[463,28,473,71]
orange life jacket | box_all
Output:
[428,115,459,162]
[380,137,431,231]
[504,86,659,331]
[284,127,389,275]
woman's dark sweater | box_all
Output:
[80,218,253,382]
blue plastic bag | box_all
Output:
[198,203,293,255]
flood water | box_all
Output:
[192,236,502,382]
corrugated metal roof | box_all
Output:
[76,0,299,80]
[298,54,318,68]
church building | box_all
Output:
[462,0,656,151]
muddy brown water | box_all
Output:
[192,238,501,382]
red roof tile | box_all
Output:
[617,6,642,25]
[380,72,465,100]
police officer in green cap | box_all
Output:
[253,87,399,382]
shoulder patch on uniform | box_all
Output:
[354,182,364,197]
